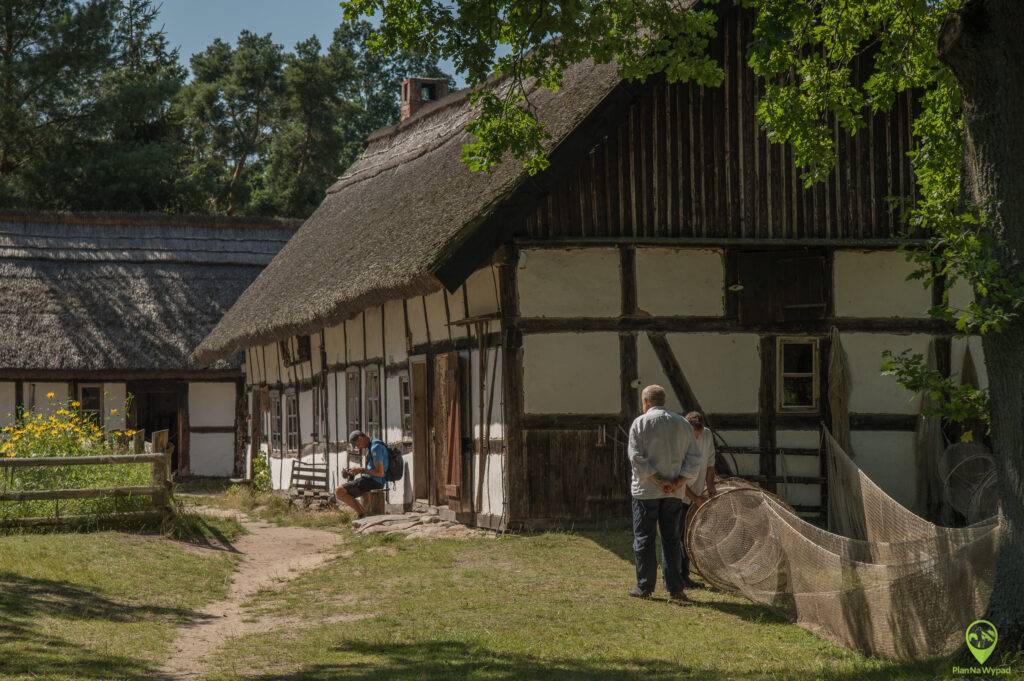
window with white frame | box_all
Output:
[777,337,819,413]
[285,391,299,451]
[365,367,381,438]
[398,372,413,441]
[269,390,282,452]
[345,369,361,435]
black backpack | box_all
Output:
[385,445,404,483]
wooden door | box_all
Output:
[429,352,463,510]
[411,361,429,500]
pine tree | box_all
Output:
[0,0,116,207]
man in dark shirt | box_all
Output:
[335,429,388,518]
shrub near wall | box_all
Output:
[0,395,152,523]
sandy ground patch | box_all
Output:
[159,508,343,680]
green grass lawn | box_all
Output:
[0,526,238,681]
[202,529,948,681]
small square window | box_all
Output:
[777,337,819,413]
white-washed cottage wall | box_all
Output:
[512,244,987,517]
[253,264,506,523]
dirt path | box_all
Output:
[160,508,341,680]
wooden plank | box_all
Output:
[0,486,159,502]
[0,453,164,468]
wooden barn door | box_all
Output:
[430,352,464,511]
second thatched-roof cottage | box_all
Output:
[193,3,987,529]
[0,211,298,477]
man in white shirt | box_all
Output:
[626,385,704,600]
[678,411,718,587]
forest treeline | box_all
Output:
[0,0,450,218]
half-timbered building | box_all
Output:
[0,212,298,476]
[193,3,987,529]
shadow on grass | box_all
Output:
[246,639,937,681]
[169,511,243,553]
[0,572,211,680]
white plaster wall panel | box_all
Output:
[465,265,499,316]
[446,288,468,339]
[635,248,725,316]
[778,454,821,478]
[652,333,761,413]
[522,333,620,414]
[776,430,820,450]
[190,433,234,477]
[324,323,346,365]
[407,296,429,345]
[473,451,506,517]
[716,430,759,447]
[299,389,314,442]
[0,382,15,426]
[833,250,932,318]
[188,383,236,427]
[364,306,384,359]
[325,371,338,443]
[308,334,323,375]
[27,383,68,414]
[424,290,450,342]
[730,453,759,476]
[636,341,679,412]
[850,431,919,511]
[384,299,408,363]
[467,346,504,441]
[776,483,821,507]
[103,383,127,431]
[258,342,282,384]
[518,248,620,317]
[345,314,365,362]
[951,335,989,390]
[947,278,974,312]
[384,374,404,443]
[843,333,929,414]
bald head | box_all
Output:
[641,385,666,411]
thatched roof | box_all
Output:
[192,58,624,366]
[0,212,299,373]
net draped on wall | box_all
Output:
[685,430,1002,660]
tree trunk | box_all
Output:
[940,0,1024,656]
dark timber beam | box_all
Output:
[646,332,703,415]
[517,316,955,335]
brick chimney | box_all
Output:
[400,77,449,121]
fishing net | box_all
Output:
[686,430,1002,660]
[939,441,998,525]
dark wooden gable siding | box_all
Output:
[520,6,917,242]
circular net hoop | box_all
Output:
[939,442,998,523]
[685,432,1002,660]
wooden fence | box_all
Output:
[0,429,174,528]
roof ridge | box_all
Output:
[0,210,304,231]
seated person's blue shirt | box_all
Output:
[365,438,389,486]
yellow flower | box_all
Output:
[70,400,81,408]
[46,391,55,399]
[110,408,118,415]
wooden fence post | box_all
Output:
[150,429,174,526]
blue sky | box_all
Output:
[158,0,464,83]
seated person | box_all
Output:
[335,430,388,518]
